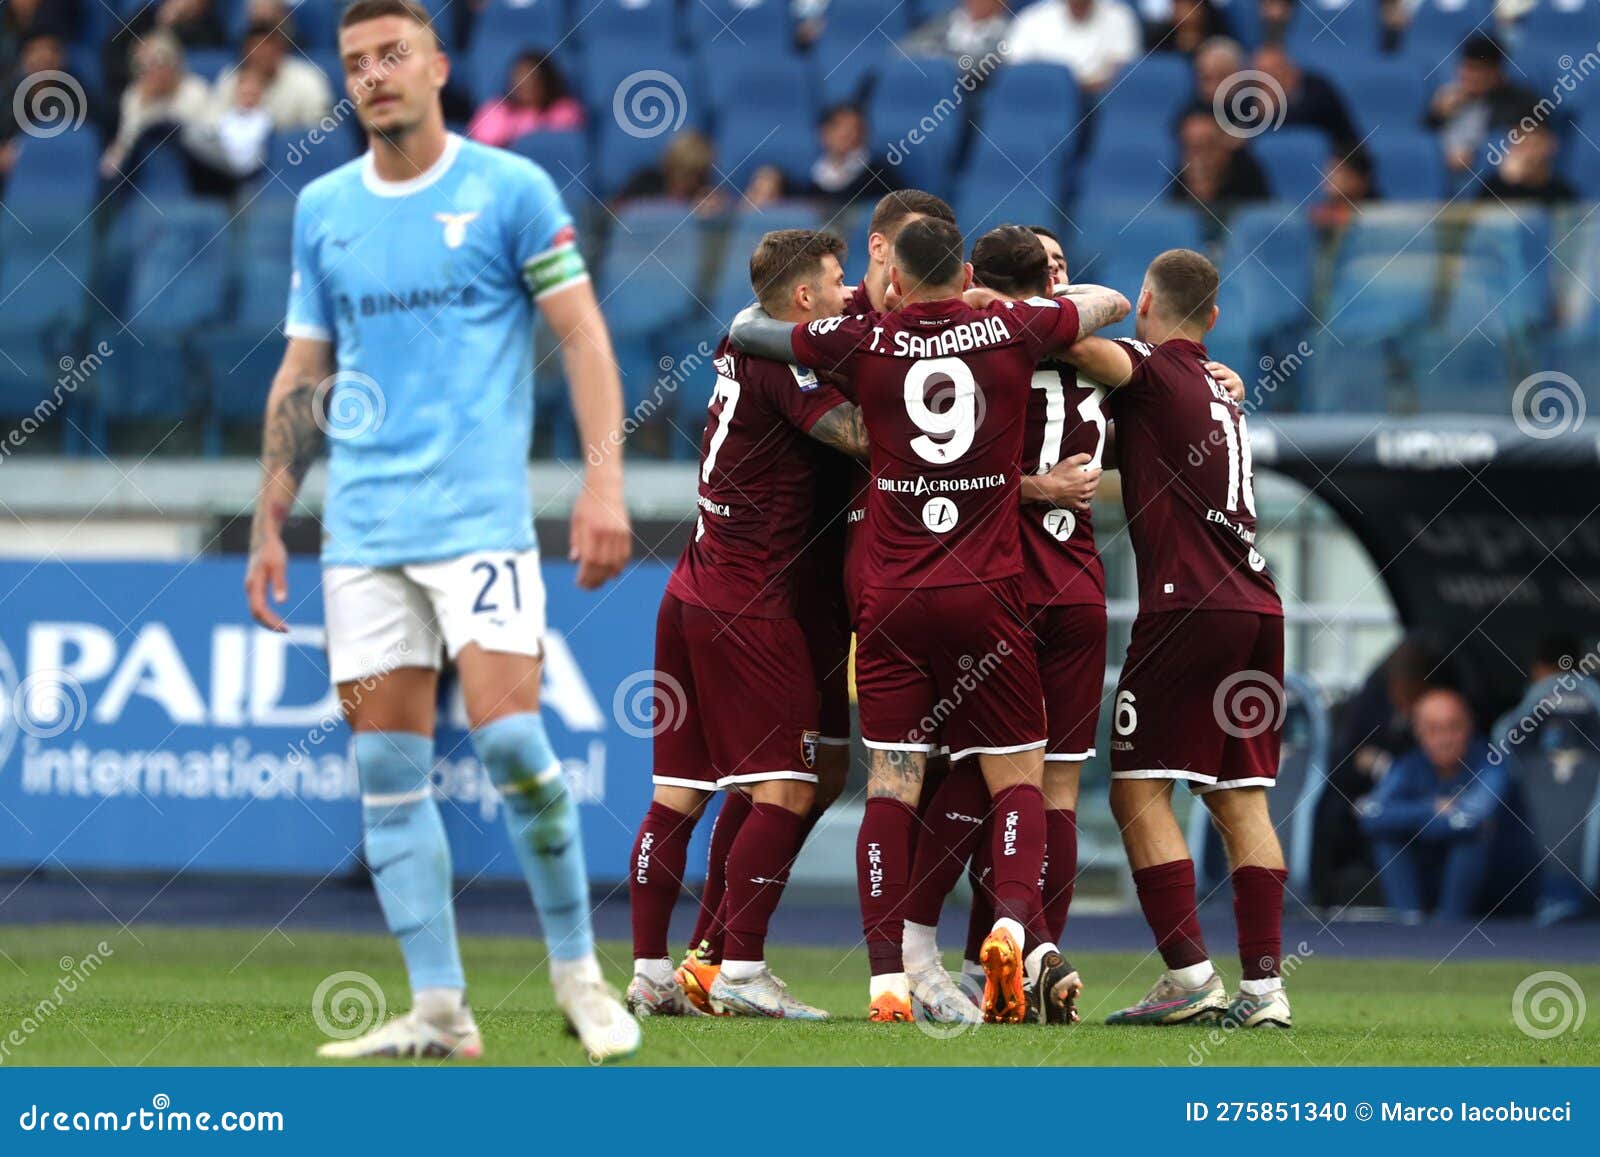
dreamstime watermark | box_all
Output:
[0,341,114,462]
[1511,970,1586,1040]
[284,42,413,166]
[0,940,114,1065]
[613,669,689,739]
[907,642,1013,747]
[313,370,386,440]
[1485,43,1600,167]
[588,339,717,466]
[11,70,87,138]
[284,641,414,769]
[1511,370,1586,439]
[883,44,1011,167]
[1213,69,1287,140]
[311,970,387,1040]
[613,70,688,140]
[1186,941,1311,1064]
[1212,669,1286,740]
[1488,650,1600,766]
[10,669,89,741]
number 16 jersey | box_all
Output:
[791,296,1079,591]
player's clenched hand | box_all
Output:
[245,532,291,633]
[1025,452,1101,512]
[570,484,631,590]
[1206,360,1246,404]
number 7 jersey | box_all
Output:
[791,296,1080,590]
[1108,337,1282,616]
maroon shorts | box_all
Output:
[855,577,1045,761]
[651,593,820,790]
[1028,602,1108,761]
[1109,609,1284,792]
[796,577,852,745]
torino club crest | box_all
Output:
[801,730,820,770]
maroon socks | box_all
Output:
[687,790,752,963]
[1132,858,1209,971]
[721,803,806,962]
[985,783,1047,932]
[903,766,991,927]
[1232,865,1287,980]
[1040,808,1078,944]
[629,801,697,960]
[857,796,918,975]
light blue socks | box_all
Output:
[354,731,465,992]
[471,712,595,963]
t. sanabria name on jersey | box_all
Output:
[864,314,1015,359]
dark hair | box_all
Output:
[340,0,438,39]
[1028,224,1062,247]
[510,49,570,106]
[818,102,863,126]
[749,229,848,313]
[1461,33,1505,67]
[244,19,290,42]
[1533,633,1584,671]
[971,225,1051,299]
[1145,248,1219,324]
[868,188,956,242]
[892,217,966,291]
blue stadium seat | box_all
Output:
[814,40,880,110]
[1406,330,1511,412]
[0,210,94,424]
[259,128,361,199]
[1328,59,1427,139]
[509,129,590,190]
[1326,209,1439,342]
[954,134,1068,242]
[1092,55,1192,142]
[1402,0,1495,65]
[867,57,966,195]
[465,6,575,105]
[982,63,1081,145]
[1069,205,1202,318]
[1076,135,1178,206]
[1254,128,1329,204]
[819,0,910,54]
[1219,0,1263,49]
[275,0,340,50]
[186,48,236,82]
[1565,134,1600,199]
[1286,0,1382,69]
[595,204,702,406]
[576,0,677,52]
[200,203,296,423]
[688,0,793,51]
[586,50,701,193]
[4,129,99,216]
[703,55,815,184]
[1218,203,1315,339]
[1368,131,1449,200]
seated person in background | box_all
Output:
[1145,0,1231,56]
[213,22,332,132]
[1479,124,1575,204]
[794,103,889,207]
[1009,0,1140,93]
[1251,42,1358,149]
[185,62,273,183]
[901,0,1011,69]
[1308,145,1374,231]
[1182,36,1243,126]
[466,50,583,148]
[1425,33,1537,173]
[1,31,108,173]
[1256,0,1293,44]
[1358,687,1510,922]
[101,0,228,101]
[615,129,729,215]
[101,30,211,177]
[1170,108,1268,204]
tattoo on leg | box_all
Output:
[867,747,925,805]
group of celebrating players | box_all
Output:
[626,189,1294,1032]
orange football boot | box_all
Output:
[867,990,914,1023]
[675,947,725,1016]
[979,925,1026,1024]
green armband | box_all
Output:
[523,244,589,299]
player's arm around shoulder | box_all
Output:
[805,401,869,460]
[728,302,800,363]
[1056,283,1130,339]
[540,277,633,590]
[245,336,333,632]
[1059,336,1137,388]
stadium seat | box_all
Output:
[595,202,701,353]
[1285,0,1383,70]
[704,55,816,184]
[1070,205,1201,321]
[954,135,1068,241]
[705,204,825,322]
[1325,207,1441,342]
[1402,0,1496,65]
[1457,206,1555,338]
[1218,202,1315,339]
[4,129,99,216]
[1328,59,1427,140]
[867,57,967,195]
[1076,135,1178,207]
[1092,55,1192,143]
[509,129,590,189]
[259,128,361,199]
[199,203,295,422]
[816,0,910,86]
[688,0,793,51]
[0,208,94,427]
[1254,128,1330,205]
[586,50,702,194]
[575,0,677,52]
[1364,131,1448,200]
[186,48,236,83]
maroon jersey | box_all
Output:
[1019,359,1108,608]
[791,296,1080,590]
[836,283,875,611]
[1108,337,1282,616]
[667,338,849,618]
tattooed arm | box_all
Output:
[1057,283,1130,339]
[245,338,331,632]
[807,401,869,460]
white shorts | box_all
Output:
[323,549,547,685]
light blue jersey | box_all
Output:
[286,133,588,567]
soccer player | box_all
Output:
[625,229,872,1020]
[243,0,638,1061]
[1057,249,1291,1029]
[902,227,1251,1024]
[730,218,1130,1022]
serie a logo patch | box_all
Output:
[801,730,820,769]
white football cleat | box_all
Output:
[708,966,829,1020]
[910,966,983,1025]
[316,1009,483,1060]
[955,969,985,1008]
[625,972,707,1018]
[1225,986,1292,1028]
[557,973,642,1063]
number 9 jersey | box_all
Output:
[790,296,1080,591]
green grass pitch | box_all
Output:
[0,925,1593,1067]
